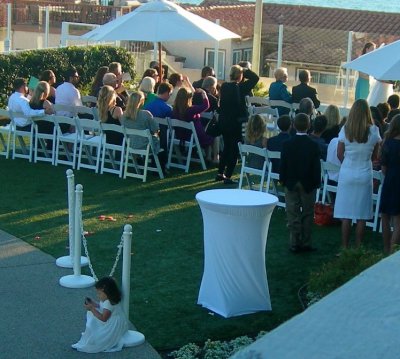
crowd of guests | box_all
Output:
[6,59,400,256]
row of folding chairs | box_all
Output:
[0,109,164,182]
[237,142,285,208]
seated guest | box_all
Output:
[103,73,126,110]
[268,67,292,116]
[298,97,314,117]
[245,114,267,169]
[108,61,129,103]
[173,88,214,161]
[141,68,159,83]
[308,115,328,160]
[377,102,390,122]
[149,61,168,81]
[167,73,194,106]
[321,104,341,144]
[388,108,400,123]
[387,94,399,111]
[326,117,347,184]
[97,85,123,145]
[192,66,215,89]
[292,70,320,109]
[267,114,292,172]
[55,67,83,116]
[89,66,109,98]
[139,76,157,107]
[8,78,49,130]
[39,70,57,103]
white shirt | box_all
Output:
[7,92,45,127]
[55,82,82,116]
[326,137,341,182]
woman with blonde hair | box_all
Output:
[97,85,123,145]
[334,99,381,250]
[321,104,341,143]
[139,76,157,107]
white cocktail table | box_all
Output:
[196,189,278,318]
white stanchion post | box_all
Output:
[120,224,145,348]
[56,170,88,268]
[59,184,95,288]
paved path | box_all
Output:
[0,229,161,359]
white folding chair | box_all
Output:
[238,142,268,191]
[9,111,34,162]
[321,160,340,204]
[76,118,102,173]
[33,115,57,165]
[249,105,280,138]
[0,109,13,159]
[269,100,295,118]
[266,150,285,208]
[123,127,164,182]
[167,118,206,173]
[366,170,384,232]
[81,95,97,107]
[154,117,172,164]
[54,115,79,169]
[100,123,126,177]
[245,96,270,108]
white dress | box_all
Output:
[334,125,381,220]
[367,79,393,107]
[72,300,129,353]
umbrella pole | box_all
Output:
[158,42,163,84]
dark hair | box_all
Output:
[384,114,400,140]
[39,70,54,82]
[362,42,375,55]
[294,113,310,132]
[64,67,78,81]
[298,97,314,115]
[277,114,291,132]
[95,277,122,305]
[388,109,400,123]
[313,115,328,134]
[201,66,214,78]
[298,70,310,83]
[387,94,399,109]
[142,68,158,80]
[13,78,27,91]
[377,102,390,119]
[168,73,182,87]
[157,82,173,95]
[91,66,109,95]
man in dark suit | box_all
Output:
[267,114,292,172]
[292,70,320,109]
[280,113,321,253]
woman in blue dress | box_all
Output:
[354,42,376,100]
[380,114,400,253]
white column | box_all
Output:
[44,6,50,48]
[213,19,220,79]
[343,31,353,109]
[5,3,12,52]
[252,0,263,75]
[277,24,283,68]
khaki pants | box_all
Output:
[284,182,316,248]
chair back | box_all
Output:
[238,142,268,191]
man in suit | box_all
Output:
[267,114,291,172]
[292,70,320,109]
[280,113,321,253]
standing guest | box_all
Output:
[97,85,123,145]
[139,76,157,107]
[89,66,109,98]
[216,65,259,184]
[370,106,387,138]
[192,66,215,89]
[377,102,390,123]
[321,104,341,144]
[380,114,400,254]
[8,78,49,129]
[334,99,381,249]
[267,114,292,172]
[103,73,126,110]
[39,70,57,103]
[354,42,376,100]
[72,277,128,353]
[269,67,292,116]
[387,94,400,122]
[292,70,320,109]
[280,113,321,253]
[167,73,194,106]
[308,115,328,160]
[55,67,82,116]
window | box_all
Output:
[232,50,242,65]
[298,69,338,85]
[243,49,252,62]
[205,49,225,79]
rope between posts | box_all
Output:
[81,220,124,282]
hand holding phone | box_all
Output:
[84,297,92,305]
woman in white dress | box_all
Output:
[72,277,129,353]
[334,99,381,249]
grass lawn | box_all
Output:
[0,156,383,351]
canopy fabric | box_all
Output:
[82,0,240,42]
[342,40,400,80]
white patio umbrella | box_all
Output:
[81,0,240,81]
[342,39,400,80]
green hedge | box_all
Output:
[0,45,136,107]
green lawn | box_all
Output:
[0,156,383,350]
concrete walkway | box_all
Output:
[0,229,161,359]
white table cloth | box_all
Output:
[196,189,278,318]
